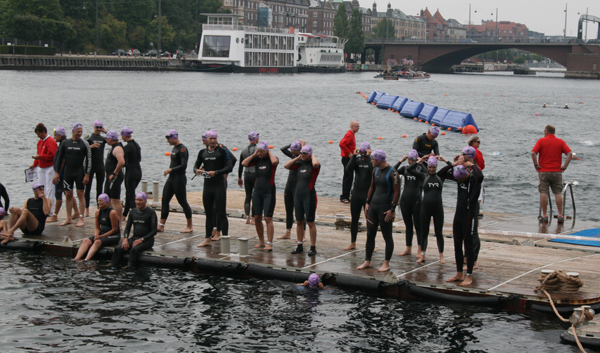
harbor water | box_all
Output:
[0,70,598,351]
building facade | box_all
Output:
[467,21,529,42]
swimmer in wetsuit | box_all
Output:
[1,182,51,243]
[210,134,237,241]
[73,193,120,261]
[242,141,279,251]
[111,192,157,268]
[0,182,9,213]
[104,130,125,224]
[52,123,91,227]
[158,130,193,234]
[357,149,400,272]
[345,142,373,250]
[121,127,142,220]
[278,140,303,239]
[439,160,483,287]
[409,155,452,264]
[194,130,233,247]
[284,145,320,256]
[395,149,425,258]
[412,126,440,158]
[84,120,107,217]
[238,131,259,225]
[48,127,79,223]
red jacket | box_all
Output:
[339,130,355,157]
[33,136,57,169]
[474,147,485,170]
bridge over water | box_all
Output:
[363,41,600,77]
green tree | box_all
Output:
[148,16,175,50]
[373,17,394,39]
[127,25,146,49]
[12,14,42,42]
[7,0,63,20]
[346,8,364,59]
[63,16,94,52]
[333,3,348,39]
[100,13,127,50]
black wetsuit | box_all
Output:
[86,206,120,246]
[439,164,484,275]
[112,206,157,267]
[365,165,400,262]
[194,146,233,238]
[288,159,320,223]
[409,162,451,253]
[0,182,9,211]
[161,143,192,220]
[53,139,65,200]
[346,155,373,243]
[281,145,298,229]
[123,139,142,217]
[85,133,106,207]
[412,134,439,158]
[23,197,47,235]
[238,143,257,217]
[214,144,236,234]
[248,155,277,218]
[103,142,124,199]
[395,161,425,247]
[54,138,92,191]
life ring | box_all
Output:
[310,59,313,63]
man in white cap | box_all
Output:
[1,182,51,243]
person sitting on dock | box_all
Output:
[357,150,400,272]
[238,131,259,225]
[0,208,7,235]
[279,140,303,240]
[242,141,279,251]
[0,182,9,215]
[1,182,51,244]
[412,127,440,158]
[73,193,120,261]
[111,192,157,268]
[345,142,373,251]
[284,145,321,256]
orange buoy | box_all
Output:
[165,152,171,156]
[431,123,435,126]
[578,96,581,98]
[441,132,446,135]
[413,117,417,120]
[458,126,463,131]
[378,137,383,140]
[418,119,423,122]
[388,108,391,111]
[402,134,407,138]
[425,121,429,124]
[503,95,506,97]
[445,94,448,96]
[485,95,487,97]
[268,145,274,149]
[328,140,333,144]
[232,147,238,151]
[447,127,451,131]
[462,125,478,134]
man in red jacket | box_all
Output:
[531,125,572,223]
[339,121,359,203]
[30,123,57,217]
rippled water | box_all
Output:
[1,70,599,221]
[0,252,581,352]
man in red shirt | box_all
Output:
[531,125,572,223]
[30,123,57,217]
[339,121,359,203]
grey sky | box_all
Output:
[385,0,598,37]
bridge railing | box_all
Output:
[365,37,583,44]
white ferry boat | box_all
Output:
[297,33,346,73]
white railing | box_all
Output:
[203,24,293,34]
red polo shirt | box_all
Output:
[33,135,57,169]
[532,134,571,172]
[339,130,355,157]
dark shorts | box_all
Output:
[55,175,65,200]
[295,188,317,223]
[87,235,121,246]
[252,185,276,218]
[63,170,85,191]
[23,223,45,236]
[104,173,124,199]
[538,172,563,195]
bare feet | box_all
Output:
[211,234,221,241]
[278,231,291,240]
[344,242,357,251]
[60,219,72,226]
[180,227,193,234]
[245,216,251,225]
[85,209,90,217]
[416,254,426,264]
[251,218,255,225]
[264,243,273,251]
[254,242,265,249]
[459,275,473,287]
[197,239,212,247]
[211,228,217,238]
[446,273,464,282]
[76,217,84,227]
[398,247,412,256]
[157,225,164,232]
[439,254,446,264]
[473,261,479,269]
[378,263,391,272]
[1,236,14,244]
[357,261,372,270]
[71,214,79,220]
[47,215,58,223]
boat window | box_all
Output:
[236,38,240,43]
[202,36,231,57]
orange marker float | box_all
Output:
[402,134,407,138]
[441,132,446,135]
[232,147,238,151]
[378,137,383,140]
[268,145,274,149]
[165,152,171,156]
[328,140,333,144]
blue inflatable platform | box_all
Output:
[418,104,438,122]
[399,101,424,118]
[377,95,399,109]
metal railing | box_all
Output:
[203,24,293,34]
[538,181,578,227]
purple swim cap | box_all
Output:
[206,130,218,138]
[308,273,320,288]
[166,129,178,139]
[121,127,133,137]
[462,146,476,159]
[359,142,371,153]
[136,191,147,201]
[290,140,302,151]
[427,156,438,167]
[371,149,386,162]
[248,131,259,141]
[201,131,208,141]
[72,122,83,132]
[32,182,44,191]
[0,207,5,217]
[93,120,103,127]
[429,126,440,138]
[54,127,66,136]
[106,130,119,140]
[453,165,468,179]
[98,193,110,204]
[257,141,269,151]
[301,145,313,156]
[408,149,419,160]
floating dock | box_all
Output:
[3,190,600,315]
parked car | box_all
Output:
[145,49,158,57]
[110,49,126,56]
[159,51,171,58]
[128,49,140,56]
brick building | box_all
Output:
[467,21,529,42]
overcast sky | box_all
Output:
[384,0,598,37]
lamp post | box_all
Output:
[158,0,162,55]
[95,0,99,55]
[563,3,568,42]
